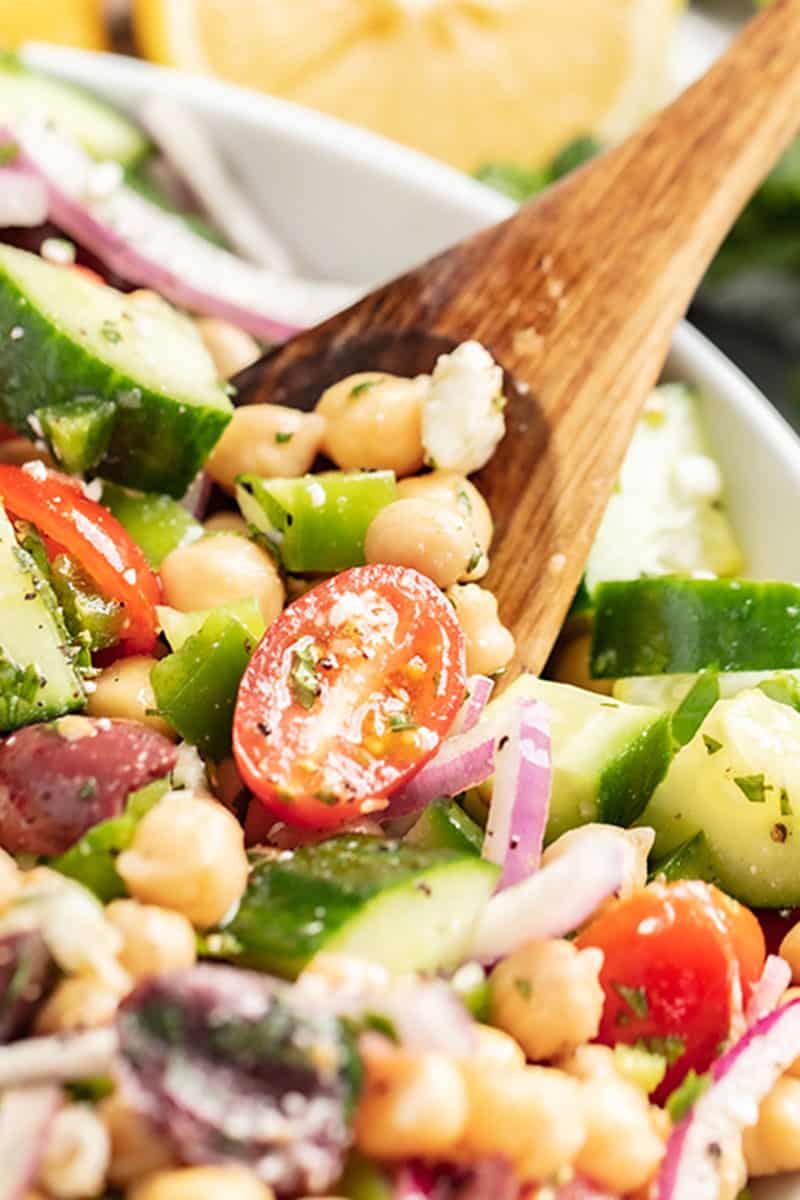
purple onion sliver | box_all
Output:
[0,1085,61,1200]
[656,1000,800,1200]
[450,675,494,737]
[386,718,501,819]
[483,700,551,890]
[181,471,213,520]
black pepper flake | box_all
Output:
[286,513,294,526]
[706,1142,722,1160]
[509,835,520,849]
[498,735,510,752]
[23,591,36,601]
[772,822,789,844]
[416,882,433,897]
[241,481,254,495]
[257,722,271,738]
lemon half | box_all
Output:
[0,0,107,50]
[134,0,684,172]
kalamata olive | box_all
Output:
[396,1161,521,1200]
[117,965,360,1196]
[0,929,55,1042]
[0,717,178,856]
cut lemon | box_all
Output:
[134,0,684,172]
[0,0,108,50]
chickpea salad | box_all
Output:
[3,53,800,1200]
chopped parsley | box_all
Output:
[274,431,294,444]
[388,712,418,732]
[703,734,723,756]
[612,981,649,1020]
[349,379,381,400]
[733,773,769,804]
[289,636,321,710]
[513,977,532,1001]
[466,547,483,574]
[100,320,123,344]
[665,1069,711,1123]
[636,1034,686,1065]
[781,788,794,816]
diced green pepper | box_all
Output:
[52,778,170,901]
[101,481,204,569]
[237,471,396,574]
[35,397,116,474]
[150,606,259,760]
[50,553,125,652]
[157,597,265,652]
[336,1154,392,1200]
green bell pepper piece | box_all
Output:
[236,470,396,574]
[101,481,204,568]
[50,553,125,652]
[157,597,264,652]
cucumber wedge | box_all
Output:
[586,384,742,592]
[0,245,231,495]
[615,669,800,710]
[592,578,800,678]
[2,53,150,166]
[640,688,800,907]
[207,836,499,978]
[488,676,672,837]
[0,501,85,731]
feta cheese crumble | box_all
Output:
[421,340,506,474]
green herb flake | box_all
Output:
[466,547,483,574]
[665,1069,711,1123]
[612,981,649,1019]
[362,1013,399,1042]
[100,320,123,344]
[781,788,794,817]
[275,432,294,444]
[703,735,723,756]
[0,141,19,167]
[672,671,719,747]
[388,712,418,732]
[289,636,321,710]
[636,1034,686,1065]
[78,779,97,801]
[349,379,381,400]
[513,977,532,1001]
[734,773,769,804]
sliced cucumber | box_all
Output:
[405,799,483,855]
[207,836,499,978]
[489,676,672,838]
[0,245,231,496]
[0,501,85,732]
[157,598,265,653]
[639,688,800,906]
[586,383,742,592]
[649,832,718,885]
[592,578,800,678]
[100,482,204,569]
[2,53,150,166]
[614,670,800,708]
[237,471,397,574]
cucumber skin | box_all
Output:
[211,836,496,979]
[592,578,800,677]
[597,713,673,827]
[649,832,719,886]
[0,271,230,497]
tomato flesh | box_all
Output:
[0,464,161,654]
[234,564,466,830]
[576,880,765,1101]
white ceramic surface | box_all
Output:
[16,43,800,1198]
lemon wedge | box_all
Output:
[134,0,684,172]
[0,0,108,50]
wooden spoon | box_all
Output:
[233,0,800,676]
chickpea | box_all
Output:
[99,1093,174,1186]
[34,975,121,1035]
[780,924,800,983]
[490,938,604,1062]
[38,1103,110,1198]
[317,372,428,477]
[447,584,515,676]
[365,499,477,589]
[117,789,249,928]
[548,631,615,696]
[105,899,197,982]
[459,1061,585,1181]
[129,1166,274,1200]
[397,471,493,577]
[87,657,174,738]
[560,1042,620,1082]
[0,436,53,468]
[355,1038,468,1160]
[575,1075,665,1194]
[204,511,249,536]
[205,405,327,493]
[744,1076,800,1175]
[160,534,285,627]
[195,317,260,379]
[472,1023,526,1071]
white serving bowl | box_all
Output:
[17,44,800,1199]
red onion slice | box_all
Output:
[0,1084,61,1200]
[468,829,628,962]
[138,96,295,274]
[656,999,800,1200]
[2,124,359,341]
[482,699,551,890]
[0,1028,118,1089]
[450,675,494,736]
[0,165,48,228]
[745,953,792,1026]
[181,470,213,520]
[387,716,501,819]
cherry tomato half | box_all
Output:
[234,564,467,831]
[0,464,161,654]
[576,880,765,1101]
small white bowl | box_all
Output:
[17,46,800,1197]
